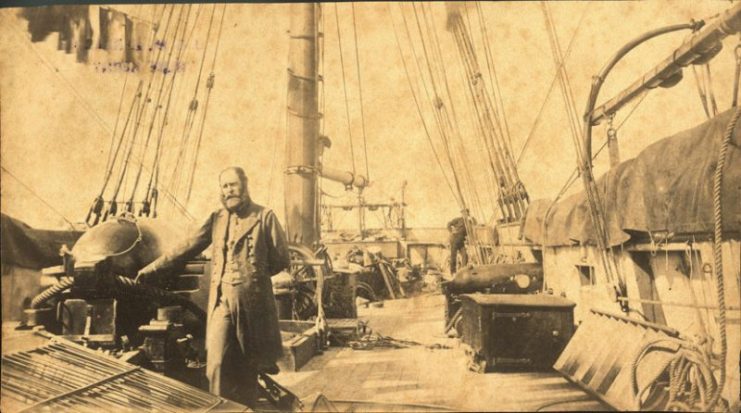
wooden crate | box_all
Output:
[278,320,320,372]
[460,293,575,371]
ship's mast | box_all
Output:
[285,3,368,246]
[285,3,321,245]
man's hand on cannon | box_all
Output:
[135,265,158,284]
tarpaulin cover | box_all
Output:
[1,214,83,269]
[523,109,741,247]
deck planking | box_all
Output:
[274,293,610,411]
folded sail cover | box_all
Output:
[523,109,741,247]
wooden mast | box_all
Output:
[284,3,369,246]
[285,3,321,245]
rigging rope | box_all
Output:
[96,5,171,195]
[387,3,460,206]
[517,3,590,164]
[351,3,371,182]
[128,4,197,211]
[540,2,582,158]
[87,80,144,226]
[705,64,719,117]
[334,3,357,176]
[733,40,741,108]
[463,3,513,170]
[9,19,112,135]
[543,89,649,224]
[104,5,146,180]
[423,3,485,218]
[165,5,214,201]
[105,65,132,180]
[172,3,216,204]
[184,4,228,206]
[157,3,225,213]
[87,4,200,224]
[451,32,508,222]
[474,2,514,159]
[158,4,203,199]
[415,2,506,261]
[170,8,215,198]
[707,107,740,411]
[106,5,181,217]
[692,64,712,119]
[418,2,482,221]
[406,3,468,210]
[0,164,76,230]
[541,1,622,294]
[420,2,489,244]
[398,5,461,207]
[448,4,527,223]
[107,85,148,218]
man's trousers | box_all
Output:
[206,288,259,406]
[449,235,468,274]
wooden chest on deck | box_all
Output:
[459,293,575,371]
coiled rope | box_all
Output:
[631,337,719,411]
[630,109,740,412]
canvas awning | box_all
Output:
[1,213,83,269]
[522,109,741,247]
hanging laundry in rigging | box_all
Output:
[126,16,152,71]
[98,7,126,62]
[20,5,92,63]
[20,6,153,70]
[100,7,153,71]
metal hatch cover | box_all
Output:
[1,331,247,413]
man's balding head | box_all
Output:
[220,166,250,211]
[220,166,248,186]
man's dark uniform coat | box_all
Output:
[140,201,289,364]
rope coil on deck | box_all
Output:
[630,337,720,411]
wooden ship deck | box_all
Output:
[275,293,609,412]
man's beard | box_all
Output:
[221,193,248,212]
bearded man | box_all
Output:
[137,166,289,406]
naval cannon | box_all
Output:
[26,215,208,381]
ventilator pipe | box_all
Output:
[319,165,368,189]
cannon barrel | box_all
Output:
[446,263,543,294]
